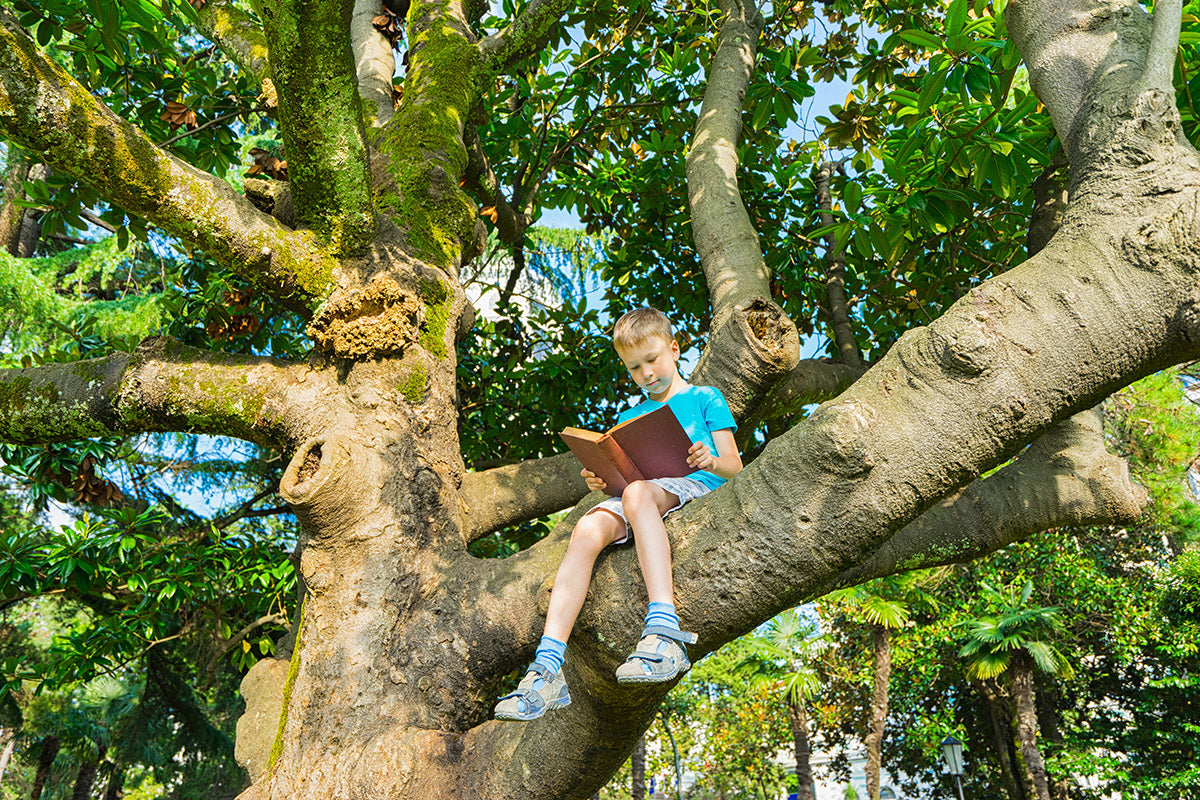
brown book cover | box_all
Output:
[559,404,697,496]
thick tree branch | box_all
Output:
[258,0,375,255]
[369,0,480,268]
[1008,0,1167,161]
[685,0,770,330]
[738,357,869,440]
[1136,0,1182,95]
[814,159,862,367]
[195,1,271,89]
[0,18,337,316]
[459,452,589,542]
[0,337,324,448]
[825,408,1145,590]
[351,0,397,125]
[477,0,574,78]
[691,298,799,421]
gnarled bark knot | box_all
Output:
[280,436,371,540]
[693,298,799,420]
[307,275,424,359]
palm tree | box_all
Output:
[826,572,940,800]
[960,581,1071,800]
[738,608,827,800]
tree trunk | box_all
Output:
[631,735,646,800]
[1034,674,1070,800]
[13,163,48,257]
[1011,655,1051,800]
[102,763,125,800]
[864,626,891,800]
[72,744,105,800]
[787,697,815,800]
[29,736,59,800]
[976,680,1025,800]
[0,151,28,254]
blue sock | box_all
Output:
[645,602,680,630]
[533,636,566,674]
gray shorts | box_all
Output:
[587,476,712,545]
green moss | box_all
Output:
[370,0,481,267]
[257,0,375,256]
[267,595,306,773]
[399,362,427,403]
[418,276,452,359]
[0,376,33,412]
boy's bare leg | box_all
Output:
[543,510,626,642]
[621,481,681,606]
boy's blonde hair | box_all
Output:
[613,307,674,352]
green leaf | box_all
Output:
[899,29,943,51]
[947,0,969,40]
[918,70,947,117]
[844,181,862,214]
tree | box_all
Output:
[737,609,826,800]
[0,0,1193,797]
[960,581,1070,800]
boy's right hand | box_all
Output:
[581,468,607,492]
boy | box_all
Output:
[494,307,742,721]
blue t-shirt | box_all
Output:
[617,383,737,490]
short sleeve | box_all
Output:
[700,386,736,433]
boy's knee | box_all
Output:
[622,480,657,510]
[572,514,617,548]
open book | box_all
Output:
[559,404,697,497]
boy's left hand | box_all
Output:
[687,442,714,471]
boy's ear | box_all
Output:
[670,339,681,359]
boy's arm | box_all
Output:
[686,428,742,480]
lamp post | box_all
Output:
[941,735,965,800]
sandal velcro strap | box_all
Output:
[640,625,698,645]
[524,662,554,681]
[625,650,666,664]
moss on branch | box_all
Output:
[0,340,307,447]
[257,0,376,255]
[371,0,479,268]
[0,19,338,316]
[196,1,271,86]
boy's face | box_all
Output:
[615,335,681,402]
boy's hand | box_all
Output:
[581,468,607,492]
[687,442,714,471]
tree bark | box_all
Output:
[788,698,815,800]
[0,149,28,254]
[257,0,374,254]
[977,680,1025,800]
[0,17,339,315]
[13,162,47,257]
[71,745,105,800]
[29,735,58,800]
[864,626,891,800]
[814,160,861,368]
[1011,654,1052,800]
[631,735,646,800]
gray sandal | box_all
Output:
[615,625,699,684]
[494,663,571,721]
